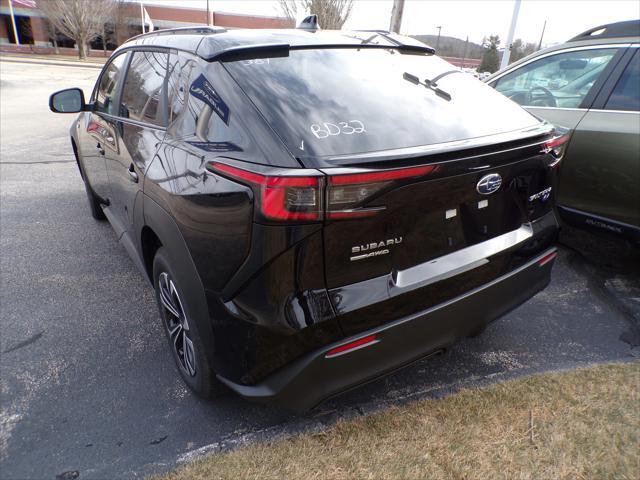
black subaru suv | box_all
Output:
[50,27,563,410]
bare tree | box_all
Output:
[278,0,354,30]
[45,20,59,54]
[37,0,117,59]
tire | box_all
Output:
[152,247,227,398]
[83,180,106,220]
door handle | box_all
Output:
[128,163,139,183]
[96,142,105,155]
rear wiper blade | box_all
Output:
[403,71,453,101]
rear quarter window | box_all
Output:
[167,51,247,153]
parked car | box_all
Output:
[50,26,563,410]
[486,20,640,243]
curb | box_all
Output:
[0,57,103,69]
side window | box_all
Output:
[94,53,128,115]
[167,51,195,125]
[166,52,245,152]
[120,51,170,126]
[605,50,640,112]
[495,48,617,108]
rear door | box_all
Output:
[105,49,169,235]
[559,48,640,233]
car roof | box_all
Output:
[116,27,432,60]
[485,19,639,81]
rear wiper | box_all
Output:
[403,71,453,101]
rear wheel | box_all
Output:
[152,248,227,398]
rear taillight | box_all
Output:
[209,162,324,221]
[542,133,570,166]
[327,165,437,219]
[208,162,438,222]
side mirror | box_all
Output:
[49,88,86,113]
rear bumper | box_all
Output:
[218,248,557,411]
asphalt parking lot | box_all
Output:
[1,60,638,480]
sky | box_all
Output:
[142,0,639,47]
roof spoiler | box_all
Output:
[210,42,435,62]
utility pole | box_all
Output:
[140,2,145,34]
[7,0,20,45]
[206,0,211,26]
[537,19,547,50]
[500,0,521,70]
[436,25,442,50]
[389,0,405,33]
[461,35,468,68]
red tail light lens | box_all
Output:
[542,133,571,166]
[208,162,438,222]
[327,165,438,219]
[209,162,324,221]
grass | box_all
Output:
[161,363,639,480]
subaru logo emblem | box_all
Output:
[476,173,502,195]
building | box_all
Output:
[0,0,479,68]
[0,0,292,56]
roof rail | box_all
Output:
[568,19,639,42]
[129,26,226,42]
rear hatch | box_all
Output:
[315,129,562,333]
[221,39,560,333]
[319,133,555,289]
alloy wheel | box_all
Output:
[158,272,197,377]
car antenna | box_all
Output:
[297,14,321,32]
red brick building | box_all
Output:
[0,0,292,56]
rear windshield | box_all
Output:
[223,48,538,159]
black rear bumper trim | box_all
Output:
[218,247,557,411]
